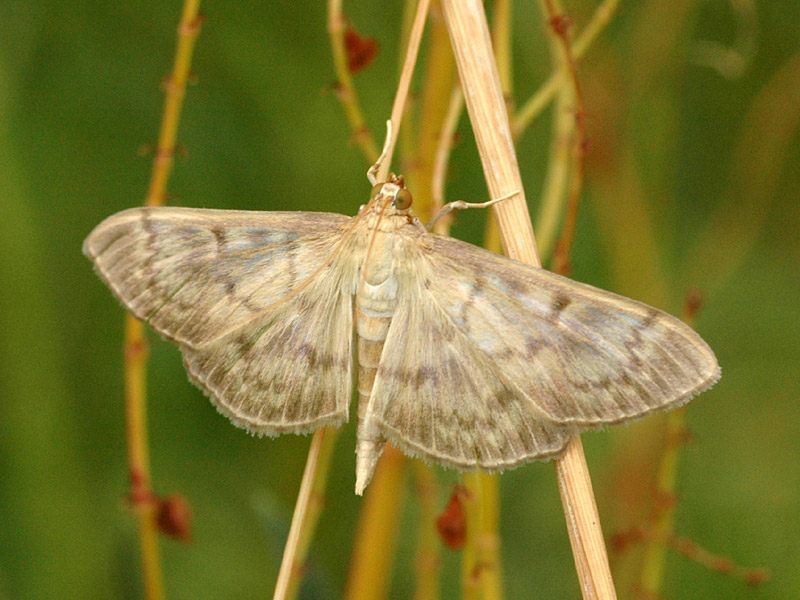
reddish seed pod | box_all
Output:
[344,22,378,75]
[549,14,572,36]
[436,487,468,550]
[156,494,193,543]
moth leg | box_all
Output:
[425,189,519,231]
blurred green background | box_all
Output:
[1,1,798,599]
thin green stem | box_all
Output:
[125,316,162,600]
[327,0,380,163]
[412,461,441,600]
[125,3,202,598]
[533,0,574,265]
[460,472,481,600]
[539,0,588,276]
[513,0,619,139]
[491,0,514,103]
[344,446,408,600]
[638,299,698,598]
[477,473,504,600]
[374,0,432,184]
[534,83,574,263]
[638,407,686,598]
[459,472,504,600]
[146,0,203,206]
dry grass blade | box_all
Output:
[273,428,339,600]
[438,1,617,598]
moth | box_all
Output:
[84,175,720,494]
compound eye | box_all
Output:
[370,183,384,201]
[395,188,413,210]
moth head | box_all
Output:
[370,175,413,213]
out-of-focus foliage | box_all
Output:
[0,1,797,599]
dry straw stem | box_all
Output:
[430,85,464,235]
[373,0,431,185]
[402,1,456,223]
[273,3,438,596]
[124,2,202,599]
[481,0,515,263]
[273,427,339,600]
[462,8,514,596]
[439,1,617,598]
[343,3,432,599]
[440,0,538,264]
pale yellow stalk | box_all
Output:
[439,2,617,598]
[273,428,340,600]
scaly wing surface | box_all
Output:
[362,237,571,471]
[424,234,720,427]
[84,206,358,434]
[362,231,719,470]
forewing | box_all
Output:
[84,206,358,434]
[362,240,570,471]
[181,258,356,435]
[424,235,721,426]
[83,206,351,347]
